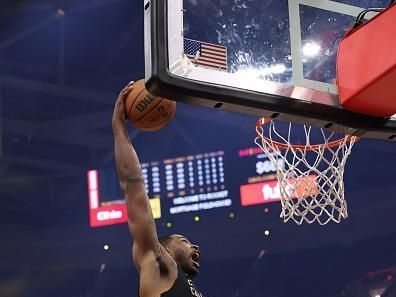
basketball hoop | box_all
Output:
[255,118,358,225]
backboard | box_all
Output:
[144,0,396,141]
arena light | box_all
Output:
[302,41,321,57]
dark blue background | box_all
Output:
[0,1,395,297]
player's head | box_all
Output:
[159,234,200,278]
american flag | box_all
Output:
[184,38,228,71]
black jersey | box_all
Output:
[161,266,206,297]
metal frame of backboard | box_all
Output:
[289,0,377,95]
[144,0,396,141]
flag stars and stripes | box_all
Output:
[184,38,228,71]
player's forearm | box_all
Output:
[112,83,161,259]
[112,120,144,192]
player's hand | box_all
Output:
[112,81,134,126]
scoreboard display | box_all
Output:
[143,151,229,215]
[87,147,287,227]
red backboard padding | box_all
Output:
[337,4,396,117]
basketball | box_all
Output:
[125,79,176,132]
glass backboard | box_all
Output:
[144,0,396,141]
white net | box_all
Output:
[255,118,358,225]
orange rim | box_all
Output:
[256,118,358,151]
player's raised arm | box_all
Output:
[112,82,161,269]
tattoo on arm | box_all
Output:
[127,176,144,184]
[125,176,145,194]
